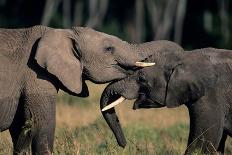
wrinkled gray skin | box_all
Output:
[0,25,183,154]
[100,43,183,147]
[101,48,232,154]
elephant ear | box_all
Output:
[35,29,83,94]
[164,62,205,108]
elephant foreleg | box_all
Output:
[10,91,56,155]
[31,127,54,155]
[28,94,56,155]
[185,97,224,155]
[217,131,227,155]
[9,97,32,155]
[10,123,32,155]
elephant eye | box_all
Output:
[105,46,115,53]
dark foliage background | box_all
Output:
[0,0,231,49]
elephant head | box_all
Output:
[100,50,216,147]
[34,27,158,96]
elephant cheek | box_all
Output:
[165,92,182,108]
[149,88,165,105]
[84,67,127,83]
[122,85,140,100]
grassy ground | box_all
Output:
[0,82,232,154]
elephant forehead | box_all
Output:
[81,30,120,44]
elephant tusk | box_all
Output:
[102,96,126,111]
[135,62,155,67]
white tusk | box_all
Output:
[135,62,155,67]
[102,96,126,111]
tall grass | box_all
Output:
[1,82,232,154]
[54,119,189,155]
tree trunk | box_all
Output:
[135,0,144,43]
[86,0,108,28]
[145,0,159,39]
[155,0,178,40]
[174,0,187,44]
[41,0,60,26]
[218,0,230,46]
[73,0,83,26]
[63,0,71,28]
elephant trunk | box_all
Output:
[100,78,140,147]
[100,83,127,148]
[132,40,184,62]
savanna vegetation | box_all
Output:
[1,83,232,154]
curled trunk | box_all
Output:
[100,77,139,147]
[100,84,126,147]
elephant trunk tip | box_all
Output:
[118,140,127,148]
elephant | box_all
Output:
[0,25,183,154]
[100,48,232,154]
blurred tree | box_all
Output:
[63,0,71,28]
[135,0,144,42]
[86,0,108,28]
[41,0,60,26]
[73,0,83,25]
[0,0,231,49]
[174,0,187,44]
[133,0,187,43]
[0,0,6,5]
[218,0,230,47]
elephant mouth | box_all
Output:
[115,61,156,74]
[133,93,165,110]
[113,60,156,79]
[113,62,142,78]
[113,64,134,77]
[83,60,155,84]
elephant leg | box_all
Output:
[185,98,224,154]
[217,131,227,155]
[31,125,55,155]
[0,96,20,132]
[9,96,32,155]
[10,124,32,155]
[27,94,56,155]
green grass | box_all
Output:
[54,118,189,155]
[1,84,232,154]
[1,105,232,154]
[54,119,232,155]
[0,116,190,155]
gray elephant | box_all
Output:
[100,48,232,154]
[0,25,183,154]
